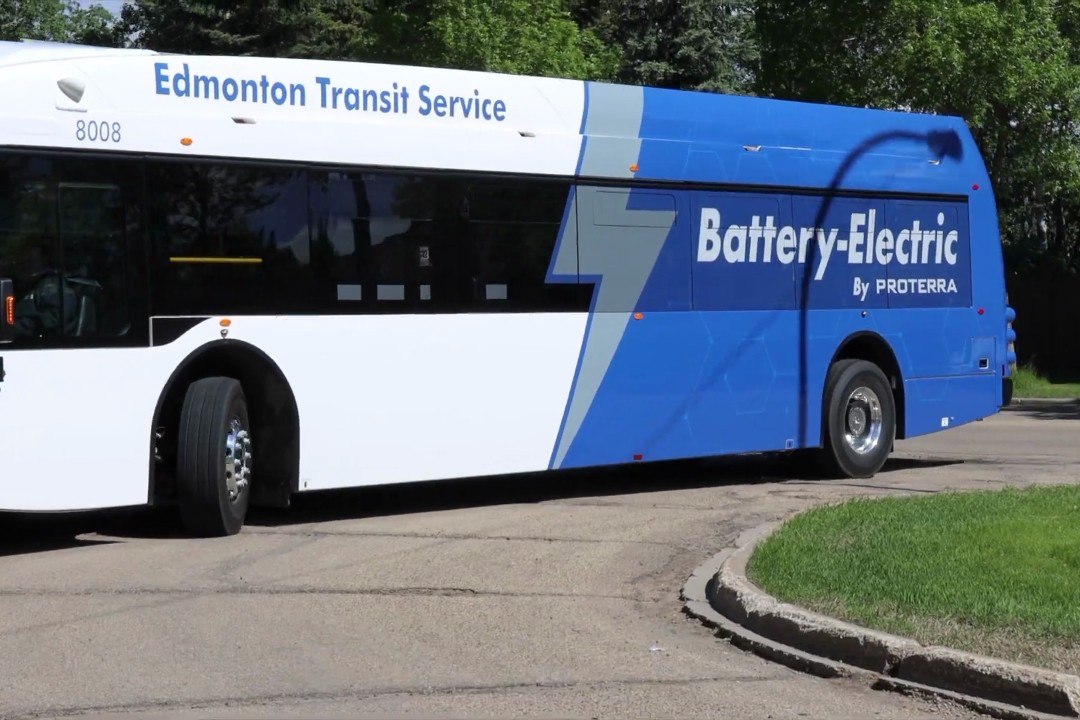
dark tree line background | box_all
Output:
[5,0,1079,374]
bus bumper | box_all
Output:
[1003,376,1013,408]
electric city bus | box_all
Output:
[0,39,1017,536]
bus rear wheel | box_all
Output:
[821,359,895,478]
[176,376,252,537]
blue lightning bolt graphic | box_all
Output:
[547,83,678,469]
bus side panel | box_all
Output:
[626,83,1006,444]
[689,190,803,456]
[549,185,710,468]
[903,374,1001,437]
[0,319,253,512]
[269,313,590,491]
[547,185,852,464]
[880,195,1003,436]
[0,347,166,511]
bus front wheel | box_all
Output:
[176,376,253,537]
[821,359,896,479]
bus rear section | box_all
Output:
[545,182,1012,481]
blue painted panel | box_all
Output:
[557,313,710,467]
[683,190,973,313]
[691,191,796,311]
[628,84,991,198]
[885,199,972,309]
[554,306,1006,464]
[904,374,1001,437]
[689,311,803,455]
[549,81,1009,469]
[790,195,890,310]
[628,189,692,313]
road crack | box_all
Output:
[241,528,691,549]
[3,674,783,719]
[0,586,651,602]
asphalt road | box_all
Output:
[2,401,1077,720]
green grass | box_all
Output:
[1012,364,1080,399]
[746,485,1080,673]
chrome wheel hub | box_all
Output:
[843,386,882,455]
[224,417,252,502]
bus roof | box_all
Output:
[0,39,158,66]
[0,39,990,197]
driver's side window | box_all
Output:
[0,153,143,347]
[0,160,59,342]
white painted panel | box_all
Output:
[0,48,588,177]
[210,315,587,491]
[0,313,588,509]
[0,321,228,511]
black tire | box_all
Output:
[820,359,896,479]
[176,376,252,537]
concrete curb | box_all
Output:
[681,517,1080,720]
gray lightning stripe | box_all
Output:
[550,83,677,469]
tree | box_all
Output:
[571,0,759,94]
[116,0,373,60]
[368,0,618,80]
[70,3,118,46]
[0,0,119,45]
[755,0,1080,271]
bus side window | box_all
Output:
[0,154,142,345]
[147,161,313,316]
[465,179,579,312]
[57,180,136,338]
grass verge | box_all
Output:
[1012,364,1080,399]
[746,485,1080,674]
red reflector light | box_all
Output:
[972,184,980,191]
[633,454,643,461]
[977,308,985,315]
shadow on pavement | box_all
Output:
[0,512,123,557]
[0,453,965,547]
[247,453,963,530]
[1006,399,1080,421]
[0,505,187,553]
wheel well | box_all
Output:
[830,333,906,440]
[149,340,299,509]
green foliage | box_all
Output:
[368,0,618,79]
[573,0,758,94]
[899,1,1080,273]
[1011,364,1080,399]
[116,0,372,59]
[755,0,1080,272]
[68,3,117,46]
[0,0,116,45]
[754,0,908,106]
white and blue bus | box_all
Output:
[0,40,1017,536]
